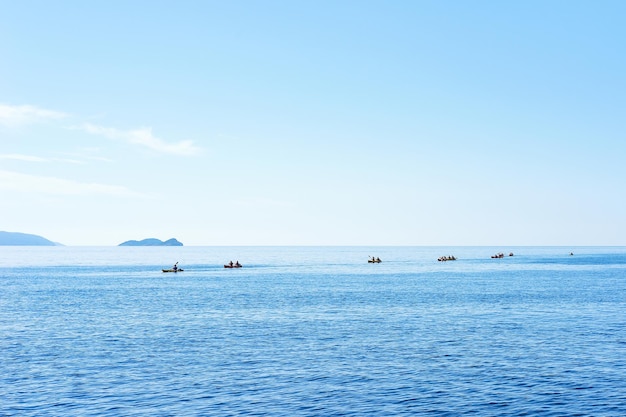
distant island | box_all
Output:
[118,238,183,247]
[0,231,62,246]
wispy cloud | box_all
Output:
[80,123,202,156]
[0,153,47,162]
[1,103,202,156]
[0,170,140,197]
[0,104,67,127]
[0,153,86,165]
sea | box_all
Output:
[1,246,625,416]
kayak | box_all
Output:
[224,264,242,268]
[368,259,381,263]
[162,269,184,273]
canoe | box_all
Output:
[162,269,184,273]
[224,264,242,268]
[368,260,382,263]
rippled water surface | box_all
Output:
[2,246,626,416]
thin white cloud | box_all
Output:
[68,147,115,163]
[0,153,86,165]
[0,170,140,197]
[0,153,47,162]
[1,104,202,156]
[80,123,201,156]
[0,104,67,127]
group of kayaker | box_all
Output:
[491,252,514,258]
[164,260,243,272]
[166,250,578,272]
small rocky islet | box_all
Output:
[118,238,183,247]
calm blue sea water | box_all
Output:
[1,246,625,416]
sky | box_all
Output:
[1,0,625,246]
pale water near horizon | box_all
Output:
[1,246,625,416]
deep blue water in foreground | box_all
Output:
[1,246,625,416]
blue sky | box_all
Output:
[1,1,625,246]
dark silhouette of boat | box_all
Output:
[163,262,182,272]
[438,255,456,261]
